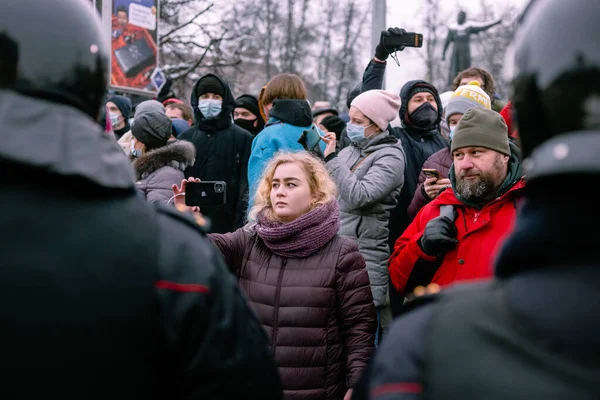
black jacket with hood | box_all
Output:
[179,74,253,234]
[0,90,282,400]
[388,80,449,250]
[357,63,449,250]
[358,61,448,316]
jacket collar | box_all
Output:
[133,140,196,180]
[0,90,134,189]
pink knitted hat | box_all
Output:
[350,90,401,131]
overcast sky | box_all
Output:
[365,0,529,95]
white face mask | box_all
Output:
[449,125,457,139]
[109,112,121,127]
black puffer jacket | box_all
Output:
[0,90,282,400]
[179,74,253,233]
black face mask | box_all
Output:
[410,102,438,129]
[234,118,259,134]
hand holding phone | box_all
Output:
[298,125,325,159]
[185,181,227,207]
[422,168,442,180]
[321,131,337,158]
[384,31,424,49]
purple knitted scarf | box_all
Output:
[256,201,340,258]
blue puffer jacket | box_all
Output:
[247,99,325,210]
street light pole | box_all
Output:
[372,0,387,87]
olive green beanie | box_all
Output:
[451,107,510,156]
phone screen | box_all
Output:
[305,127,323,151]
[422,169,441,179]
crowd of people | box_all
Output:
[2,0,599,398]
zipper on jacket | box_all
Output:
[271,258,287,350]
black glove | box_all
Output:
[320,115,346,138]
[419,216,458,256]
[374,27,406,60]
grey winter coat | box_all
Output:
[326,131,405,307]
[133,140,196,205]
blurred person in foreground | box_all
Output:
[0,1,282,398]
[354,0,600,398]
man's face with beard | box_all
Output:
[453,147,509,203]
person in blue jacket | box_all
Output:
[247,73,325,208]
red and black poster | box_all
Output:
[109,0,159,95]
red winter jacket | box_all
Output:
[500,101,519,139]
[389,178,525,295]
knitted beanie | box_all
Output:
[451,107,510,156]
[439,90,455,111]
[408,85,435,100]
[134,100,165,119]
[195,76,224,97]
[107,95,132,119]
[350,89,401,131]
[445,81,491,124]
[131,111,173,148]
[235,94,260,119]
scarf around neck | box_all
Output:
[256,200,340,258]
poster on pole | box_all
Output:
[109,0,160,95]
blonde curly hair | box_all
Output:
[247,152,338,224]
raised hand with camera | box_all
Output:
[419,216,458,257]
[374,27,407,62]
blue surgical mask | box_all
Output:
[449,126,457,139]
[198,99,222,120]
[130,140,142,158]
[346,122,373,142]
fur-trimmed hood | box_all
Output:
[133,140,195,180]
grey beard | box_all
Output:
[456,178,498,202]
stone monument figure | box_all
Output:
[443,11,502,86]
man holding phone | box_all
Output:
[407,81,493,220]
[389,108,524,297]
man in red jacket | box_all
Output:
[389,107,524,296]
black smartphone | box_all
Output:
[385,32,424,48]
[185,181,227,207]
[422,168,442,179]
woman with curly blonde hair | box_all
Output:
[174,151,376,400]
